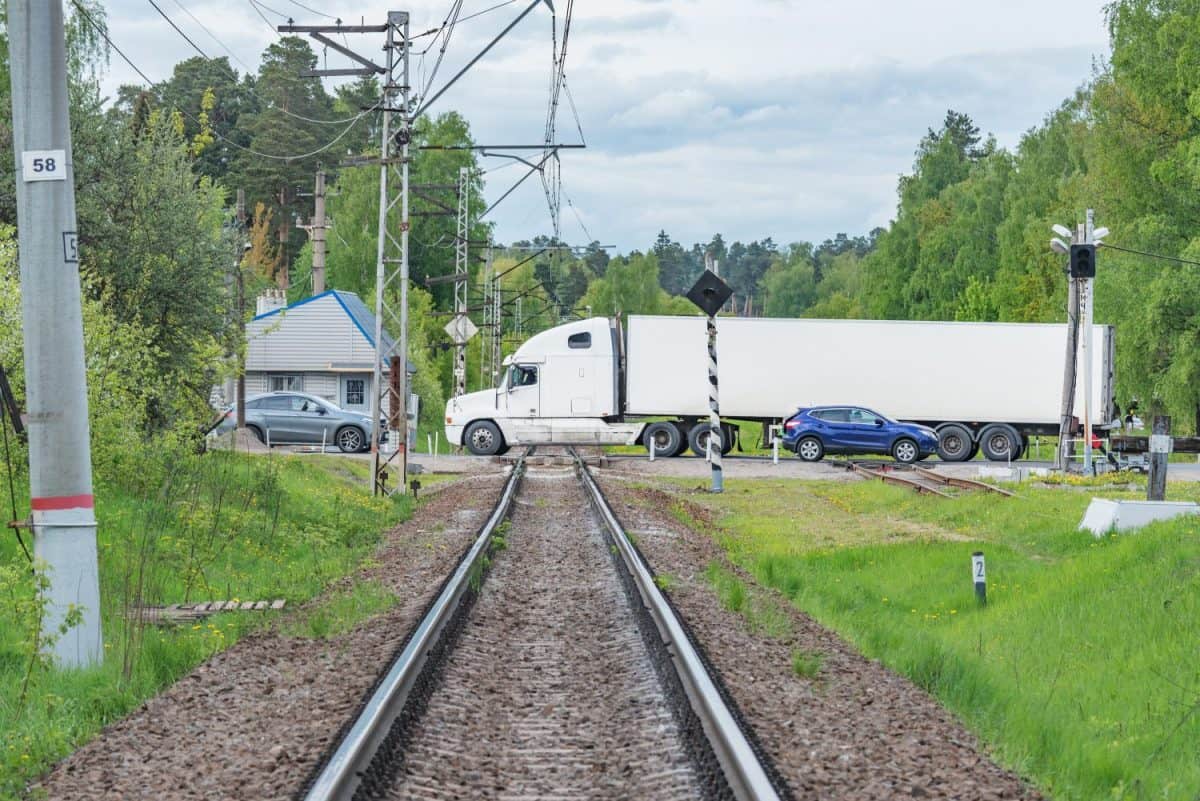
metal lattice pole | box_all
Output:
[491,246,501,383]
[368,11,412,496]
[480,262,492,387]
[452,166,469,397]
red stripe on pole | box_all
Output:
[31,494,95,511]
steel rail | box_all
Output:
[908,465,1015,497]
[838,460,953,497]
[571,449,783,801]
[303,450,529,801]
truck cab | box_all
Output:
[445,318,642,455]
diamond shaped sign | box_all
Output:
[686,270,733,317]
[443,314,478,344]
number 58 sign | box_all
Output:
[22,150,67,182]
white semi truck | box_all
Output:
[444,315,1115,462]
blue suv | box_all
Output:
[782,406,939,464]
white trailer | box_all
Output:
[444,315,1115,462]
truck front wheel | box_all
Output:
[464,421,505,456]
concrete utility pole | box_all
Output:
[1081,210,1096,474]
[1055,226,1083,470]
[7,0,102,666]
[236,189,248,432]
[312,170,327,294]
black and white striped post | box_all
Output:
[686,264,733,495]
[707,314,723,492]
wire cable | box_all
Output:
[1103,243,1200,268]
[247,0,285,37]
[285,0,338,21]
[74,1,367,161]
[155,0,377,125]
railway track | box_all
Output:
[300,446,784,801]
[833,459,1015,498]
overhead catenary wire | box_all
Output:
[284,0,339,21]
[151,0,379,126]
[1103,243,1200,268]
[247,0,285,36]
[73,1,367,162]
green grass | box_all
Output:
[285,579,399,640]
[0,450,409,799]
[668,477,1200,801]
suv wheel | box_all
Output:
[795,436,824,462]
[336,426,365,453]
[892,437,919,464]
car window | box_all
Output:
[245,398,266,410]
[291,397,322,413]
[848,408,879,425]
[815,408,849,423]
[262,396,292,411]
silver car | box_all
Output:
[215,391,381,452]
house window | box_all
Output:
[567,332,591,349]
[269,375,302,392]
[345,378,365,406]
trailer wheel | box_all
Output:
[936,424,974,462]
[643,422,683,457]
[670,422,691,456]
[688,422,733,457]
[979,424,1021,462]
[464,421,504,456]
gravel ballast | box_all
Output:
[599,477,1043,801]
[34,474,508,801]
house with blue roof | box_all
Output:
[239,288,414,415]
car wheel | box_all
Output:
[464,420,504,456]
[892,437,919,464]
[246,425,265,444]
[795,436,824,462]
[335,426,365,453]
[979,424,1020,462]
[936,424,974,462]
[644,422,683,457]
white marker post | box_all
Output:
[771,424,781,465]
[972,551,987,606]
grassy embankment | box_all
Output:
[0,450,411,798]
[666,473,1200,801]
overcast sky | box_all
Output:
[99,0,1112,252]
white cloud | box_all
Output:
[97,0,1110,250]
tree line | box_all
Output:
[1,0,1198,447]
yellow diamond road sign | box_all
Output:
[444,314,478,344]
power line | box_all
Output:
[247,0,284,38]
[284,0,339,21]
[73,1,366,162]
[153,0,376,126]
[1104,243,1200,268]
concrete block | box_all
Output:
[1079,498,1200,537]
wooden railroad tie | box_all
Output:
[130,599,286,624]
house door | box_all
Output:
[340,375,368,413]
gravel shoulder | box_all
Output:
[599,475,1043,801]
[34,473,508,801]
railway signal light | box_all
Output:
[1070,243,1096,278]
